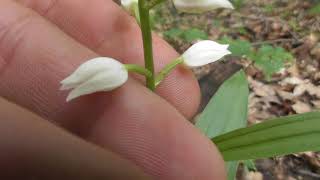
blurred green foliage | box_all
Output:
[231,0,246,9]
[251,45,294,79]
[163,28,208,42]
[308,2,320,15]
[182,29,209,42]
[243,160,257,172]
[219,37,252,57]
[263,3,275,14]
[219,37,294,80]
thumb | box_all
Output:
[0,97,150,180]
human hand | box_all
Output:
[0,0,226,179]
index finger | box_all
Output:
[16,0,200,118]
[0,97,150,180]
[0,1,226,179]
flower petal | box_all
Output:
[182,40,231,67]
[60,57,120,86]
[173,0,234,13]
[60,57,128,102]
[121,0,138,15]
[183,49,231,67]
[66,70,128,102]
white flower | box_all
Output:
[182,40,231,67]
[173,0,234,13]
[60,57,128,102]
[121,0,139,15]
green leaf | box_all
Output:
[196,70,249,180]
[230,0,246,10]
[219,37,253,57]
[163,28,208,42]
[227,161,239,180]
[308,3,320,15]
[196,70,249,137]
[218,37,294,80]
[243,160,257,171]
[163,28,184,40]
[213,112,320,161]
[182,28,208,42]
[263,4,275,14]
[251,45,294,80]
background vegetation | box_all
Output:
[151,0,320,179]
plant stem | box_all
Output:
[155,57,184,87]
[132,3,141,24]
[138,0,156,91]
[124,64,152,78]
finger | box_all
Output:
[16,0,200,118]
[0,1,226,179]
[0,97,150,180]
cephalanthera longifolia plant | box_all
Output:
[60,0,320,178]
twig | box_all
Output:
[251,38,300,46]
[297,169,320,178]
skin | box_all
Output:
[0,0,226,179]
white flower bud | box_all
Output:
[173,0,234,13]
[60,57,128,102]
[121,0,139,15]
[182,40,231,67]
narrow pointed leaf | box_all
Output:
[196,70,249,180]
[196,70,249,137]
[213,112,320,161]
[243,160,257,171]
[226,161,239,180]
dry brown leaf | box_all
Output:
[280,77,304,86]
[311,43,320,60]
[311,100,320,109]
[293,82,320,98]
[249,77,276,97]
[276,90,295,100]
[292,101,312,114]
[245,172,263,180]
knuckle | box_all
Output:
[18,0,59,16]
[0,11,36,73]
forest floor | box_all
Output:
[151,0,320,179]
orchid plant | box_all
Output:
[61,0,233,97]
[61,0,320,179]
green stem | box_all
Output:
[138,0,155,91]
[124,64,152,78]
[155,57,184,87]
[132,3,141,24]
